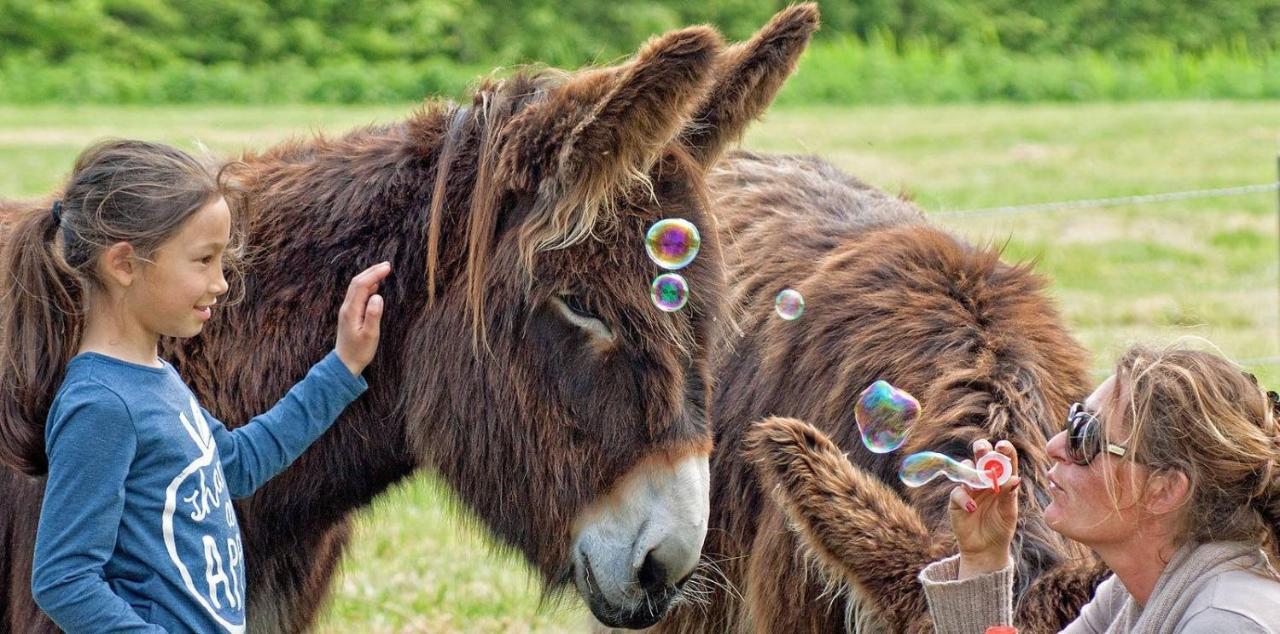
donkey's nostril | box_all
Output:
[636,548,667,594]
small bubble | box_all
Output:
[650,273,689,312]
[854,380,919,453]
[774,289,804,320]
[645,219,701,270]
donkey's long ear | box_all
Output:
[497,26,722,200]
[682,3,819,167]
[495,26,722,256]
[556,25,723,197]
[746,416,950,632]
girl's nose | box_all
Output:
[212,271,229,296]
[1046,429,1069,464]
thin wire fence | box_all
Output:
[935,182,1280,219]
[929,169,1280,367]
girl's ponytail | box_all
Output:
[0,201,83,475]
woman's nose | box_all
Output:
[1046,430,1069,463]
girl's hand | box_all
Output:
[335,262,391,377]
[949,438,1021,579]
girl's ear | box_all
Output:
[101,241,138,288]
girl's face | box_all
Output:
[1044,375,1152,548]
[130,197,231,339]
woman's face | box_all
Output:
[1044,374,1152,547]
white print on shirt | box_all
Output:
[162,396,246,634]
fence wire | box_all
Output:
[931,177,1280,366]
[936,182,1280,219]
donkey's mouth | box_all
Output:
[578,550,682,629]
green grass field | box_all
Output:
[2,101,1277,631]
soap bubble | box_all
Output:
[645,218,701,270]
[650,273,689,312]
[898,450,1013,490]
[854,380,919,453]
[899,452,986,488]
[774,289,804,320]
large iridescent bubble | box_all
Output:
[774,289,804,320]
[898,451,1012,489]
[650,273,689,312]
[645,218,701,270]
[853,380,919,453]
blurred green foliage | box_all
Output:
[0,0,1277,103]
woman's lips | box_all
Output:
[1047,473,1064,494]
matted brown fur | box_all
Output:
[0,7,820,631]
[651,152,1109,633]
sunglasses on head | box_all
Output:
[1065,402,1128,466]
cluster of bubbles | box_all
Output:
[644,218,807,321]
[645,219,700,312]
[853,380,1011,490]
[643,222,1010,491]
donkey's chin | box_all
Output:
[577,560,687,629]
[570,452,710,630]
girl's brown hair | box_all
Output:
[1106,344,1280,561]
[0,139,243,476]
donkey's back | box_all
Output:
[657,151,1093,633]
[708,151,927,314]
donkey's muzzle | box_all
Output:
[570,453,710,629]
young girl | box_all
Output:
[0,139,391,632]
[922,344,1280,632]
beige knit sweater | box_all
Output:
[918,541,1280,633]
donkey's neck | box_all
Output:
[168,110,462,530]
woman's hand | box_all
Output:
[950,438,1021,579]
[335,262,391,377]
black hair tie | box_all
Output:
[50,200,63,226]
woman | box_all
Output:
[921,345,1280,632]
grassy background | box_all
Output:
[2,101,1278,631]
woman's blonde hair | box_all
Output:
[1104,344,1280,560]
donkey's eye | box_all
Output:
[552,295,614,342]
[560,294,597,320]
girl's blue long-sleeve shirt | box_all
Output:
[32,350,366,633]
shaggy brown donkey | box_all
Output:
[0,6,818,631]
[651,152,1109,633]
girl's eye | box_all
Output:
[200,256,214,264]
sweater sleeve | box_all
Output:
[32,384,165,633]
[208,350,367,498]
[918,553,1015,634]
